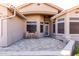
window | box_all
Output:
[70,22,79,34]
[57,18,64,34]
[53,20,55,33]
[53,23,55,33]
[27,22,37,33]
[40,25,43,33]
[40,22,43,33]
[58,23,64,34]
[45,22,49,24]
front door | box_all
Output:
[44,24,49,36]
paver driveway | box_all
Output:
[0,38,66,51]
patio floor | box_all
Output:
[0,38,67,55]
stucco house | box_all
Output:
[0,3,63,47]
[17,3,63,38]
[51,5,79,41]
[0,3,79,47]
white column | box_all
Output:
[50,21,53,36]
[50,18,54,37]
[0,19,7,46]
[65,15,70,40]
[37,20,40,37]
[55,19,58,35]
[0,19,1,38]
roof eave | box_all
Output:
[8,6,27,20]
[51,11,67,20]
[16,3,63,11]
[44,3,63,11]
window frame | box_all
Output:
[57,18,65,34]
[40,22,44,33]
[27,21,37,33]
[53,22,55,33]
[69,17,79,34]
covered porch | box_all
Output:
[16,3,63,38]
[25,15,54,38]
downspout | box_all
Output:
[1,8,16,36]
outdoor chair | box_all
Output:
[34,32,39,39]
[25,32,31,39]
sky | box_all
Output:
[0,0,79,9]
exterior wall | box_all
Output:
[0,7,26,46]
[67,9,79,16]
[55,9,79,41]
[18,4,58,14]
[7,16,25,46]
[66,9,79,41]
[0,6,8,46]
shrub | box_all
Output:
[75,48,79,56]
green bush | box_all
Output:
[75,54,79,56]
[75,48,79,56]
[75,48,79,53]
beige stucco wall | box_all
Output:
[18,3,58,14]
[67,9,79,17]
[0,6,8,46]
[7,16,25,46]
[66,9,79,41]
[0,8,25,46]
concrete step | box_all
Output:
[0,51,61,56]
